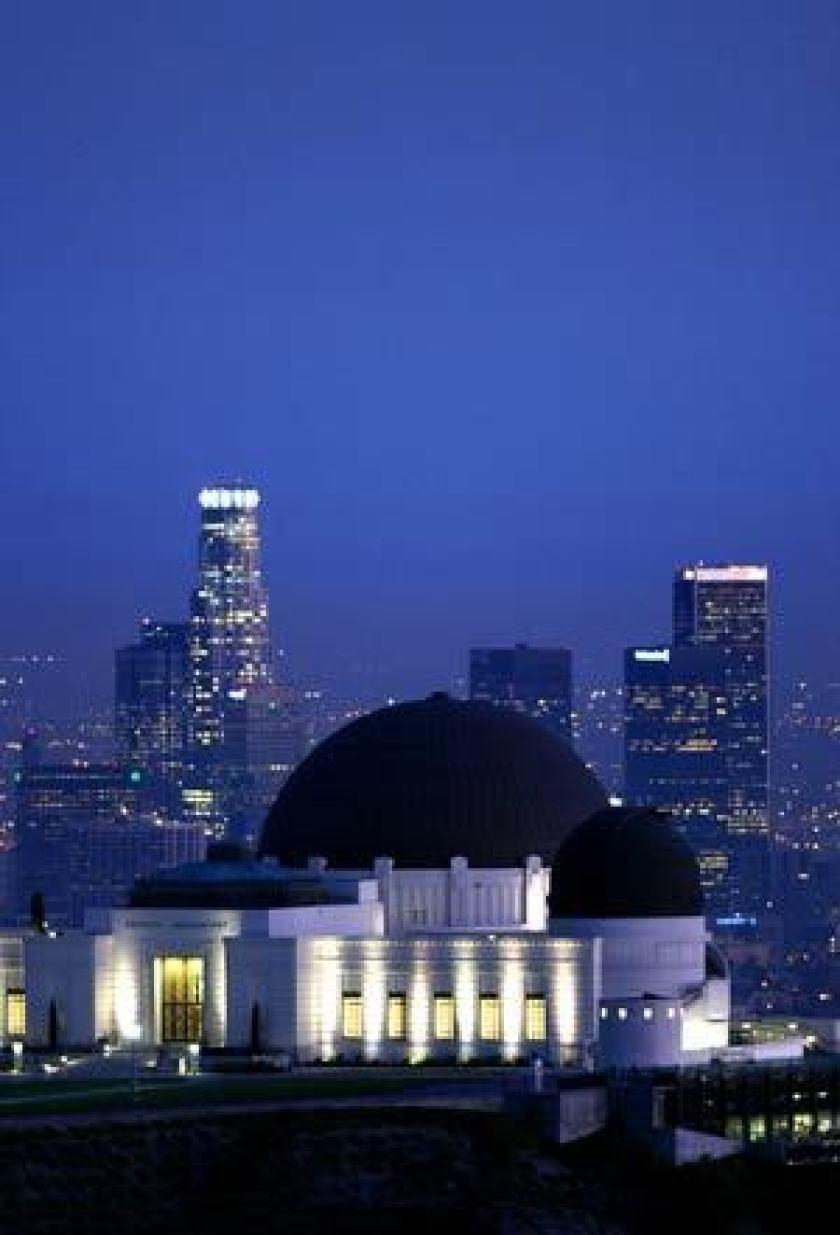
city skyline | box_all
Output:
[1,6,838,1219]
[1,482,784,710]
[3,3,840,702]
[0,474,832,707]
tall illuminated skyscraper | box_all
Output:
[624,565,770,917]
[186,486,283,833]
[673,564,768,841]
[188,486,272,747]
[673,564,768,650]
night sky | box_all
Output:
[2,2,840,703]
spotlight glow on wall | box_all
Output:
[454,939,476,1062]
[409,942,430,1064]
[316,939,342,1062]
[500,938,524,1062]
[362,941,386,1061]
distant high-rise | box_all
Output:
[674,564,768,650]
[13,761,204,926]
[188,486,272,752]
[186,486,289,835]
[624,565,770,917]
[115,620,189,813]
[624,645,735,914]
[674,564,768,841]
[469,644,573,744]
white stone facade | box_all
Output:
[7,862,742,1070]
[554,915,733,1066]
[304,855,551,934]
[22,904,597,1065]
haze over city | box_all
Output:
[3,1,840,704]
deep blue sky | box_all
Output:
[2,1,839,703]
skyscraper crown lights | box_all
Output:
[198,487,260,511]
[679,565,767,584]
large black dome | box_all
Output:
[548,806,704,919]
[260,693,607,868]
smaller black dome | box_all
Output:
[549,806,703,919]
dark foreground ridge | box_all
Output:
[0,1106,835,1235]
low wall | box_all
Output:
[505,1083,608,1144]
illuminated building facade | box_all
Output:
[0,653,63,833]
[624,645,731,816]
[7,700,755,1071]
[14,763,145,925]
[115,620,189,813]
[469,645,573,744]
[572,683,624,798]
[186,486,284,834]
[15,824,735,1068]
[674,564,769,842]
[624,646,734,914]
[13,762,206,927]
[624,566,770,917]
[20,874,597,1066]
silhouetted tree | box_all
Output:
[250,1001,262,1054]
[48,998,59,1051]
[30,891,46,933]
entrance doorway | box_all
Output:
[160,956,204,1043]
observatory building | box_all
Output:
[13,695,754,1068]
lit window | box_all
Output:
[341,993,363,1040]
[387,993,407,1041]
[525,995,547,1041]
[667,1007,676,1019]
[600,1007,608,1020]
[433,994,456,1040]
[617,1007,628,1021]
[643,1007,653,1021]
[6,988,25,1038]
[479,995,501,1041]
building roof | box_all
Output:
[128,843,354,909]
[259,692,607,868]
[548,806,704,919]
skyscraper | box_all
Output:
[624,566,770,917]
[673,564,769,841]
[186,486,287,835]
[624,645,734,914]
[188,486,272,751]
[115,620,189,813]
[15,760,138,925]
[469,644,573,744]
[13,756,206,927]
[674,564,768,650]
